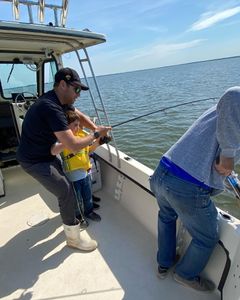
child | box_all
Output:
[51,110,105,223]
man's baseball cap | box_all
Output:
[54,67,89,90]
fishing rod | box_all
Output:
[112,95,240,205]
[112,96,218,128]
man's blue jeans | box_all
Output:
[73,175,93,216]
[149,162,219,280]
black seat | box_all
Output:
[0,101,19,165]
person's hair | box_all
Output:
[53,82,60,88]
[65,110,81,125]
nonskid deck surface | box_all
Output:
[0,166,220,300]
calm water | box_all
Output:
[76,56,240,219]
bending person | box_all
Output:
[150,86,240,292]
[17,67,111,252]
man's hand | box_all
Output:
[215,156,234,176]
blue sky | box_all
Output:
[1,0,240,75]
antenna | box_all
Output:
[61,0,68,27]
[12,0,20,20]
[38,0,45,23]
[1,0,69,26]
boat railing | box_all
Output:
[1,0,69,27]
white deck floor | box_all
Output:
[0,166,221,300]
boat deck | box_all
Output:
[0,166,221,300]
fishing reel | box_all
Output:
[99,135,112,145]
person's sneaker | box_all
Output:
[93,202,100,210]
[157,254,181,279]
[92,195,101,202]
[157,266,169,279]
[173,273,215,292]
[86,212,101,222]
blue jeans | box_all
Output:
[73,175,93,216]
[149,162,219,280]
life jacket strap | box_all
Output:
[63,153,75,160]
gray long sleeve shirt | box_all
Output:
[164,86,240,191]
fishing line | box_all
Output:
[112,96,218,128]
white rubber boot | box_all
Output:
[63,222,98,251]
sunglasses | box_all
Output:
[68,83,81,94]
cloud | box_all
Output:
[140,25,168,33]
[89,39,205,67]
[190,6,240,31]
[90,39,208,75]
[137,0,178,15]
[128,39,205,61]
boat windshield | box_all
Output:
[0,63,37,100]
[0,60,57,100]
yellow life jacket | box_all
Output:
[62,130,91,172]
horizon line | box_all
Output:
[96,55,240,78]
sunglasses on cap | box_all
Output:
[68,83,81,94]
